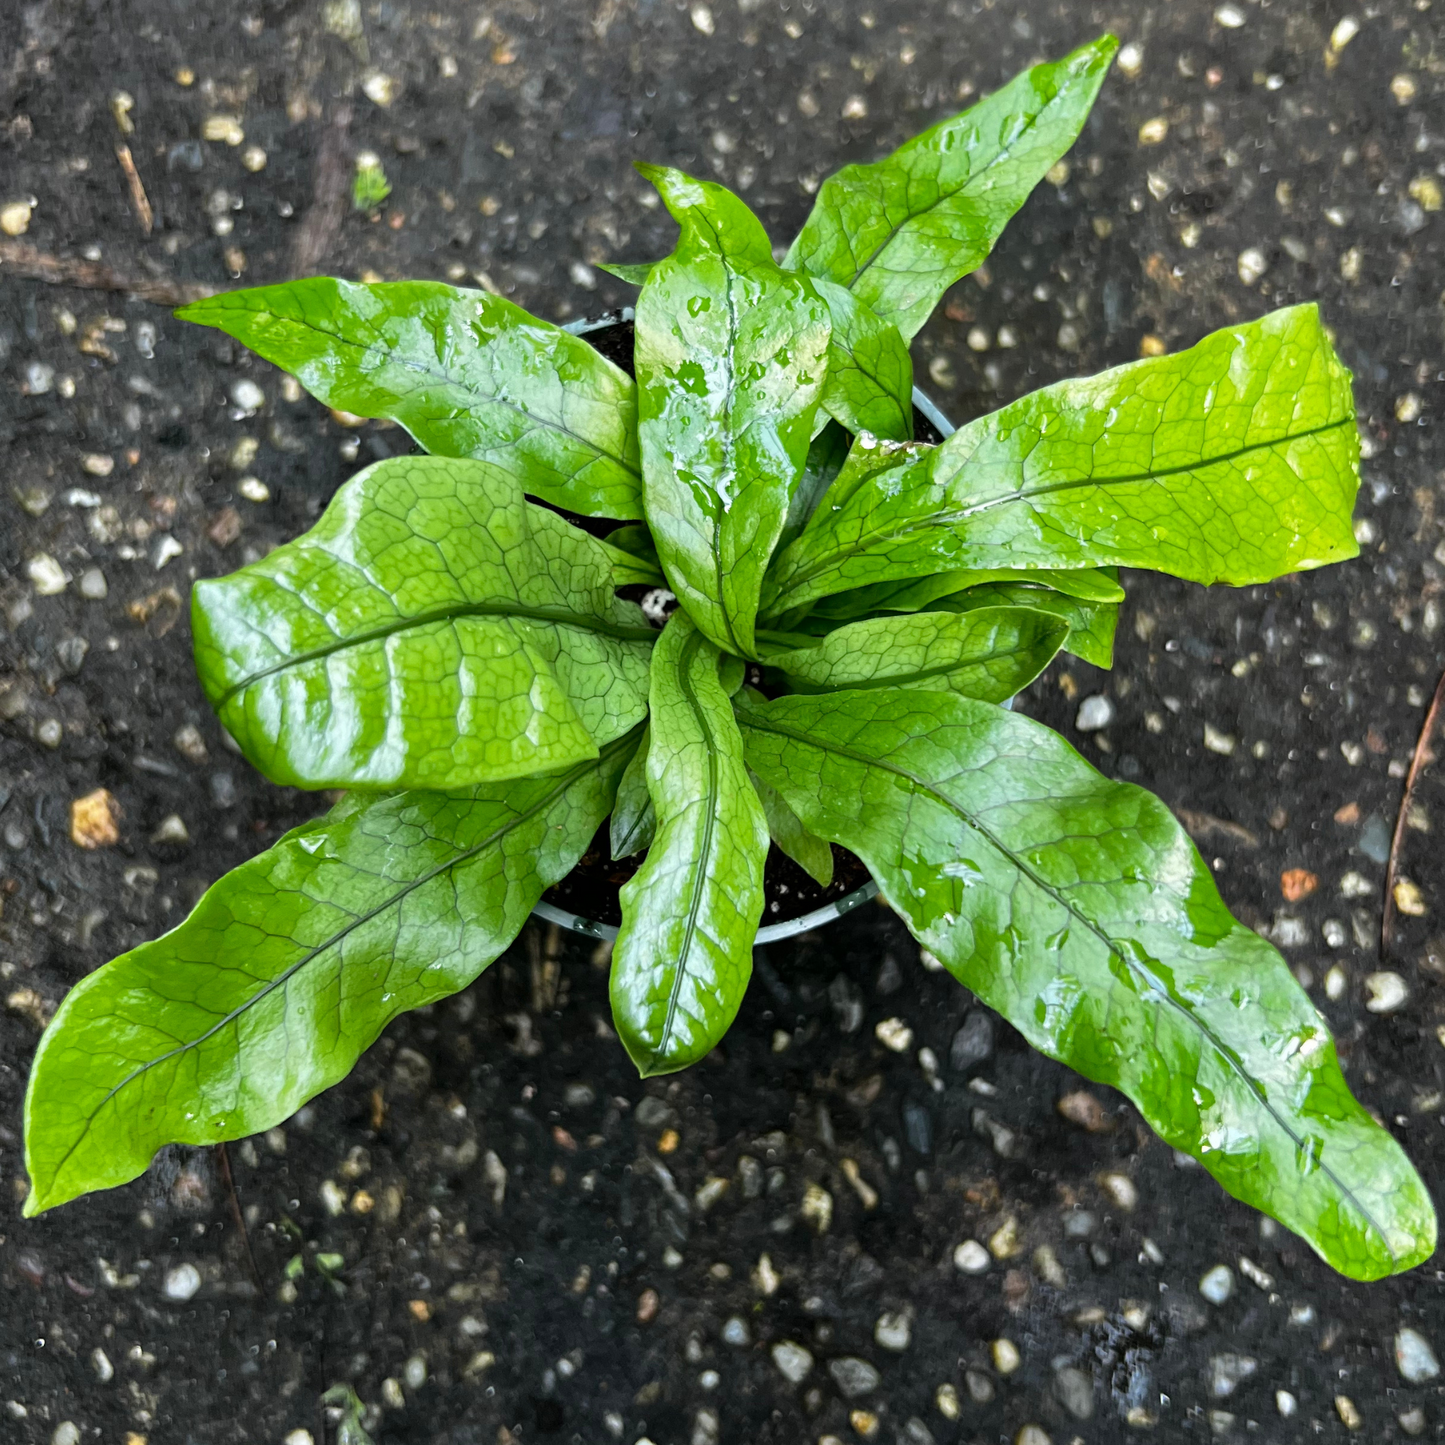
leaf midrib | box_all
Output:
[775,635,1052,691]
[770,413,1354,604]
[215,600,658,706]
[233,297,641,480]
[740,710,1398,1263]
[44,739,634,1186]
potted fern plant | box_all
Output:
[22,34,1435,1284]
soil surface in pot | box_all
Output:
[2,4,1443,1445]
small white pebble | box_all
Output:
[875,1017,913,1052]
[954,1239,990,1274]
[1391,74,1418,106]
[1236,248,1267,285]
[1203,723,1236,756]
[1199,1264,1234,1305]
[1075,695,1114,732]
[1,199,33,236]
[722,1315,751,1347]
[381,1377,405,1409]
[1397,393,1423,424]
[1365,971,1408,1014]
[1137,117,1168,146]
[966,326,991,352]
[936,1382,961,1419]
[51,1426,81,1445]
[81,452,115,477]
[1215,3,1246,26]
[874,1310,911,1352]
[1099,1172,1137,1210]
[163,1262,201,1301]
[91,1347,113,1382]
[1117,42,1143,78]
[404,1353,427,1389]
[361,70,399,107]
[283,1432,315,1445]
[27,553,69,595]
[1330,17,1360,51]
[1340,246,1363,282]
[241,145,267,172]
[1325,964,1347,1001]
[771,1339,813,1383]
[690,3,714,35]
[1396,1327,1441,1383]
[841,96,868,120]
[230,378,265,412]
[1277,1390,1298,1417]
[238,476,271,503]
[1238,1256,1275,1291]
[320,1179,347,1215]
[992,1337,1021,1374]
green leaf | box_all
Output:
[765,606,1068,704]
[602,523,666,586]
[610,616,768,1074]
[764,306,1359,613]
[610,725,656,860]
[778,420,851,557]
[933,583,1118,669]
[634,166,832,657]
[749,768,833,887]
[598,261,657,286]
[811,278,914,441]
[192,455,654,791]
[22,736,635,1214]
[785,36,1118,340]
[813,565,1125,621]
[177,278,643,520]
[738,690,1437,1281]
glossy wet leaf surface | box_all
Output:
[609,725,656,860]
[749,766,834,887]
[764,306,1359,613]
[933,583,1119,669]
[764,605,1068,704]
[634,167,831,657]
[786,36,1118,340]
[178,278,644,519]
[192,456,653,791]
[811,278,914,442]
[739,689,1436,1281]
[610,617,768,1075]
[22,737,633,1215]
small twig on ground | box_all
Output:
[114,145,153,235]
[0,240,217,305]
[214,1141,263,1292]
[291,102,353,276]
[1382,665,1445,958]
[1173,807,1260,849]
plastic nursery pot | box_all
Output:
[531,311,969,945]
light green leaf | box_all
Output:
[786,36,1118,340]
[812,278,914,441]
[738,689,1437,1281]
[765,606,1068,704]
[177,278,643,519]
[933,583,1118,669]
[598,261,657,286]
[22,736,634,1214]
[192,455,654,791]
[763,306,1359,613]
[634,166,832,657]
[602,523,666,586]
[749,767,833,887]
[610,725,656,860]
[611,616,768,1074]
[813,564,1125,621]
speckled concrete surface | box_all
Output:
[2,2,1445,1442]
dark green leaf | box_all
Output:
[777,420,851,557]
[610,725,656,859]
[634,166,831,657]
[786,36,1118,340]
[23,736,634,1214]
[812,278,914,441]
[193,455,654,791]
[765,606,1068,703]
[764,306,1359,613]
[933,583,1118,668]
[610,616,768,1074]
[813,564,1125,621]
[598,261,657,286]
[177,278,643,519]
[738,690,1436,1281]
[749,768,834,887]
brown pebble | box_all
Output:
[1056,1090,1113,1133]
[636,1287,659,1324]
[551,1125,577,1152]
[1334,802,1361,825]
[70,788,121,849]
[208,507,243,547]
[407,1299,431,1321]
[1280,868,1319,902]
[657,1128,679,1154]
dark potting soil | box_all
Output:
[3,5,1444,1445]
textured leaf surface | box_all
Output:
[23,739,633,1214]
[934,583,1119,669]
[786,37,1117,340]
[778,420,850,556]
[610,726,656,860]
[764,306,1359,613]
[597,261,656,286]
[814,564,1124,620]
[178,278,643,519]
[812,278,914,441]
[611,617,768,1074]
[765,606,1067,703]
[739,690,1435,1281]
[601,524,666,586]
[749,767,833,887]
[634,167,831,656]
[193,456,653,791]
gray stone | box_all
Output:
[722,1316,750,1347]
[162,1262,201,1301]
[1054,1364,1094,1420]
[635,1096,676,1129]
[1395,1328,1441,1383]
[828,1356,880,1398]
[1198,1265,1234,1305]
[950,1010,993,1071]
[1208,1353,1257,1398]
[874,1310,911,1351]
[898,1420,936,1445]
[1076,694,1114,731]
[771,1340,813,1383]
[902,1102,932,1155]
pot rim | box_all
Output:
[537,309,958,944]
